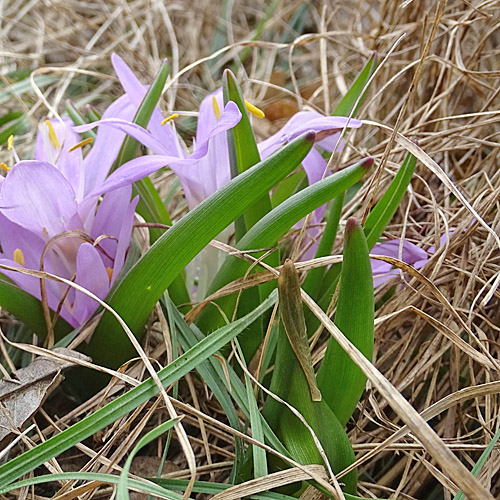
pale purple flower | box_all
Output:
[75,55,362,211]
[370,234,451,287]
[0,98,145,326]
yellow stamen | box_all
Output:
[0,162,10,172]
[106,267,113,282]
[245,100,265,119]
[161,113,179,125]
[44,119,60,149]
[7,135,14,150]
[212,96,221,120]
[13,248,25,267]
[68,137,93,152]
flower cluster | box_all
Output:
[0,53,433,329]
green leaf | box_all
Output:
[317,218,374,426]
[86,131,316,370]
[332,53,377,117]
[166,299,290,463]
[364,151,417,249]
[453,425,500,500]
[117,417,181,500]
[0,291,277,489]
[0,74,58,105]
[0,473,181,499]
[0,114,29,144]
[0,274,72,340]
[197,158,372,334]
[302,193,344,300]
[316,151,416,312]
[223,69,272,236]
[264,261,357,494]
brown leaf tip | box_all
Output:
[346,217,360,235]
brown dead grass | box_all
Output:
[1,0,500,499]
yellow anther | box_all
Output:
[212,96,221,120]
[0,162,10,172]
[13,248,25,267]
[68,137,93,153]
[161,113,179,125]
[7,135,14,150]
[44,119,60,149]
[106,267,113,282]
[245,100,265,119]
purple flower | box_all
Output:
[370,234,451,287]
[0,108,143,327]
[74,56,243,210]
[75,56,362,210]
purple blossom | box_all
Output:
[0,101,145,326]
[370,234,451,287]
[75,56,362,210]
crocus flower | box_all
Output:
[75,55,362,210]
[370,234,451,287]
[0,117,141,328]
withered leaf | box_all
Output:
[0,348,90,445]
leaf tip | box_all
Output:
[346,217,360,235]
[305,130,316,143]
[363,157,374,169]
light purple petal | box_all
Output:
[111,53,182,157]
[0,161,81,237]
[371,239,429,265]
[85,155,197,198]
[302,147,328,186]
[75,119,168,156]
[35,118,82,194]
[196,89,223,145]
[171,131,231,209]
[258,111,361,159]
[0,213,46,270]
[91,185,133,267]
[112,195,139,284]
[73,243,110,324]
[80,94,137,197]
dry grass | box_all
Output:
[1,0,500,499]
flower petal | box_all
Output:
[85,155,196,198]
[111,53,182,157]
[35,118,82,194]
[196,89,224,145]
[258,111,361,159]
[73,242,110,325]
[74,119,168,156]
[80,94,137,197]
[112,194,139,284]
[0,161,81,237]
[371,239,429,265]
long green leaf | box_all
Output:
[117,417,180,500]
[198,158,372,334]
[0,274,72,339]
[332,53,377,117]
[0,75,58,105]
[0,291,277,489]
[302,193,344,300]
[316,151,416,311]
[317,218,374,426]
[453,425,500,500]
[364,151,417,249]
[86,131,316,370]
[167,299,291,462]
[0,473,181,499]
[223,69,271,235]
[264,260,357,494]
